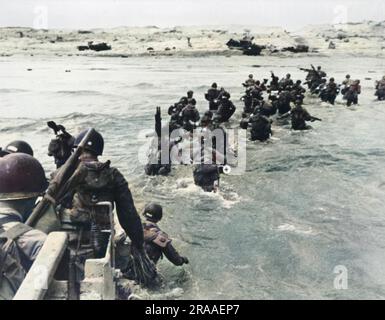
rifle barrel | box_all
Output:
[26,128,96,227]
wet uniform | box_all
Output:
[215,99,236,123]
[193,164,220,192]
[181,104,200,132]
[277,91,292,115]
[321,81,339,104]
[344,83,361,106]
[244,78,256,88]
[375,79,385,100]
[205,88,221,111]
[291,105,313,130]
[143,222,186,265]
[63,159,144,250]
[249,114,272,141]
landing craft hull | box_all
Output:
[14,231,130,300]
[33,203,62,234]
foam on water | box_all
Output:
[1,54,385,299]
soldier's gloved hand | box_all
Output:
[182,257,189,264]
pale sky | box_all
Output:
[1,0,384,30]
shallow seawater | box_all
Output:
[1,54,385,299]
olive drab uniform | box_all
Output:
[205,88,221,111]
[64,159,144,251]
[375,79,385,100]
[244,78,256,88]
[257,100,277,117]
[143,222,186,266]
[279,77,293,91]
[0,208,46,300]
[376,79,385,90]
[277,91,292,115]
[181,104,200,132]
[344,82,361,106]
[193,164,220,192]
[340,77,352,95]
[215,99,236,123]
[250,114,272,142]
[291,106,312,130]
[0,236,26,300]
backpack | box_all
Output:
[0,223,32,300]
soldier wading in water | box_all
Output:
[142,203,189,266]
[52,128,157,290]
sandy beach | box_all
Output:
[1,21,385,58]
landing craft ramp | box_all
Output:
[14,202,126,300]
[14,231,118,300]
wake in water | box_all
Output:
[2,52,385,300]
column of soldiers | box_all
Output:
[2,66,384,300]
[301,65,362,107]
[239,71,321,139]
[146,66,383,193]
[151,86,236,192]
[145,66,385,193]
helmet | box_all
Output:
[346,74,351,78]
[286,73,291,78]
[143,202,163,222]
[317,66,322,70]
[187,90,194,97]
[0,140,33,157]
[211,82,217,88]
[296,80,302,84]
[222,92,231,99]
[74,128,104,156]
[179,97,188,105]
[0,153,47,201]
[248,74,253,78]
[330,77,335,82]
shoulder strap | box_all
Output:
[143,225,160,243]
[153,231,171,248]
[0,239,8,274]
[0,236,27,298]
[0,223,33,241]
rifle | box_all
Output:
[47,121,71,139]
[277,111,291,120]
[26,128,96,227]
[155,107,162,139]
[47,121,75,168]
[310,116,322,122]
